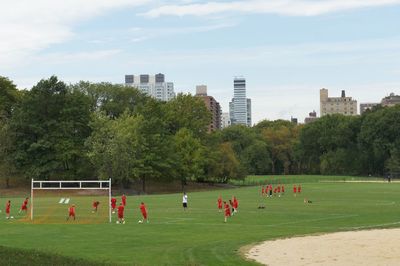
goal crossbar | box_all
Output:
[31,179,112,223]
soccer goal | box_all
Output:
[31,179,112,223]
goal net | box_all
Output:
[30,179,111,224]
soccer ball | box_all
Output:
[10,216,14,219]
[138,220,143,224]
[116,221,120,224]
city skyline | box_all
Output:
[1,0,400,123]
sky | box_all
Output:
[1,0,400,123]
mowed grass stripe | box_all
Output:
[0,181,399,265]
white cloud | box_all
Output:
[0,0,150,67]
[127,22,236,43]
[143,0,400,17]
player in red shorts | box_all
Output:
[117,203,125,224]
[139,202,148,223]
[19,197,29,214]
[233,196,238,213]
[217,195,223,212]
[298,185,302,194]
[293,185,297,196]
[224,201,231,223]
[277,185,281,197]
[111,197,117,214]
[268,184,273,197]
[67,204,76,221]
[121,194,127,206]
[92,200,100,213]
[261,186,265,196]
[5,200,11,219]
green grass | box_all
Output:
[0,178,399,265]
[0,245,110,266]
[229,174,386,186]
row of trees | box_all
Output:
[1,76,399,190]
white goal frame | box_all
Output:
[31,179,112,223]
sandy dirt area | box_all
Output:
[246,228,400,266]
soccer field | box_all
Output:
[1,180,399,265]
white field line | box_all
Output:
[154,214,359,227]
[319,180,400,183]
[58,198,65,204]
[340,221,400,231]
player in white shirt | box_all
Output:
[182,192,188,211]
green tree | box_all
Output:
[165,93,211,138]
[71,81,151,118]
[209,142,245,183]
[10,76,92,180]
[0,76,21,187]
[173,128,206,190]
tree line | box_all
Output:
[1,76,399,190]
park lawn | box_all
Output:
[0,180,399,265]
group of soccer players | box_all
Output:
[2,197,29,219]
[66,194,148,224]
[217,195,239,223]
[260,184,302,197]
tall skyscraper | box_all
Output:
[124,73,175,101]
[229,77,252,126]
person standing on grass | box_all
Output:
[298,185,302,194]
[224,201,231,223]
[117,203,125,224]
[182,192,188,211]
[121,194,127,206]
[67,204,76,221]
[217,195,223,212]
[269,184,273,197]
[233,196,239,213]
[111,197,117,214]
[261,186,265,197]
[19,197,29,214]
[139,202,148,223]
[293,185,297,196]
[92,200,100,213]
[5,200,11,219]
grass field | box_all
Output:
[0,176,399,265]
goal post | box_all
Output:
[31,179,112,223]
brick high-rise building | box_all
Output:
[195,85,221,132]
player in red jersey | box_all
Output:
[261,186,265,196]
[298,185,302,194]
[224,201,231,223]
[117,203,125,224]
[217,195,223,212]
[121,194,127,206]
[233,196,239,213]
[293,185,297,196]
[19,197,29,214]
[268,184,273,197]
[277,185,281,197]
[5,200,11,219]
[229,199,235,215]
[139,202,148,223]
[92,201,100,213]
[67,204,76,221]
[111,197,117,213]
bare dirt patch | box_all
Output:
[246,228,400,266]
